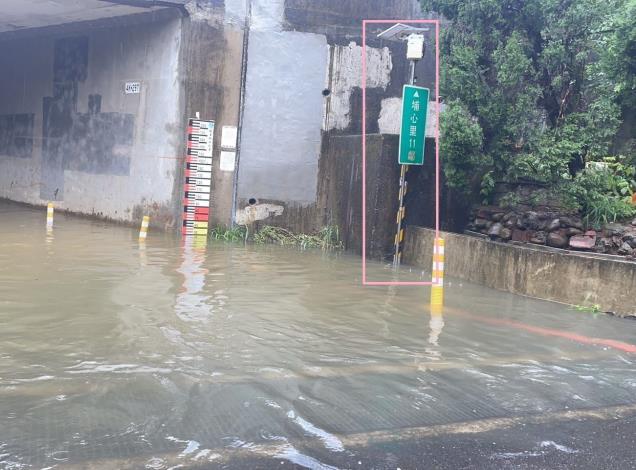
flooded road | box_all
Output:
[1,199,636,469]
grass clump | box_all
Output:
[209,225,247,242]
[573,304,602,314]
[253,225,343,250]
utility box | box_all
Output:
[406,34,425,60]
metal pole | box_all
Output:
[230,0,252,227]
[393,60,417,268]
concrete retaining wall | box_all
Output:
[403,226,636,317]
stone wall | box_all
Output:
[468,206,636,260]
[403,226,636,317]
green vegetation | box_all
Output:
[421,0,636,223]
[564,156,636,228]
[209,224,343,250]
[573,303,602,314]
[209,225,247,242]
[253,225,343,250]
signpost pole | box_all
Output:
[378,25,429,269]
[393,59,417,268]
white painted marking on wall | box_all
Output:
[378,97,402,134]
[379,97,444,138]
[324,42,392,131]
[222,0,247,26]
[250,0,284,32]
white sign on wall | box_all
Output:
[125,81,141,94]
[220,151,236,172]
[221,126,238,149]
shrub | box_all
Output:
[565,156,636,227]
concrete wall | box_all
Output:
[318,134,401,258]
[0,0,437,241]
[236,133,401,258]
[237,21,328,204]
[178,1,245,228]
[233,0,433,248]
[403,227,636,317]
[0,14,183,227]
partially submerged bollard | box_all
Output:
[46,202,54,229]
[139,215,150,240]
[430,237,445,313]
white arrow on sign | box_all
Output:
[413,91,419,97]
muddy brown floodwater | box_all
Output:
[1,200,636,469]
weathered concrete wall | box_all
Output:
[233,0,433,243]
[242,134,400,259]
[0,0,438,239]
[237,27,328,204]
[403,227,636,317]
[0,14,183,227]
[178,1,245,228]
[318,134,400,258]
[0,34,50,205]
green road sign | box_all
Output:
[398,85,429,165]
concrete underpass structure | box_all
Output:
[0,9,183,225]
[0,0,438,258]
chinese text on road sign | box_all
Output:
[398,85,429,165]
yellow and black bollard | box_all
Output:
[430,237,445,313]
[138,215,150,240]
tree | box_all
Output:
[422,0,631,201]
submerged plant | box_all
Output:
[209,224,343,250]
[573,304,602,314]
[209,225,247,242]
[253,225,343,250]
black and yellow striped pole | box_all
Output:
[392,58,417,268]
[393,165,408,267]
[378,25,428,268]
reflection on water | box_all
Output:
[138,239,148,266]
[175,236,211,323]
[1,200,636,469]
[427,308,445,359]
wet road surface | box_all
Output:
[1,200,636,469]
